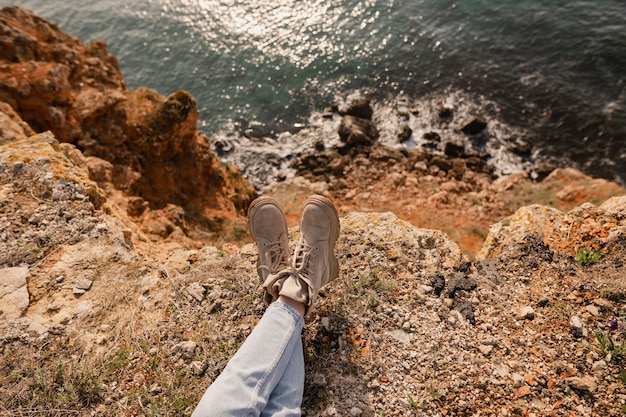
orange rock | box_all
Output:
[513,385,531,398]
[0,6,256,247]
[361,343,370,357]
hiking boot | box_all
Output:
[248,196,291,304]
[279,195,340,315]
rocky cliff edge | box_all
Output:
[0,6,256,247]
[1,129,626,416]
[1,5,626,417]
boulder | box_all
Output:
[342,98,374,120]
[477,196,626,261]
[0,266,29,320]
[338,115,379,148]
[0,101,34,143]
[443,141,465,158]
[339,211,468,274]
[460,116,487,135]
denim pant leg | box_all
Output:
[261,334,304,417]
[192,301,305,417]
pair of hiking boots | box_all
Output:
[248,195,340,316]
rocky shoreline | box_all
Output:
[2,6,626,417]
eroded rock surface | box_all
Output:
[0,6,256,245]
[1,6,626,417]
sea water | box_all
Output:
[6,0,626,187]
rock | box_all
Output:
[592,360,607,372]
[422,131,441,150]
[86,157,113,183]
[454,301,476,324]
[566,375,597,393]
[451,159,467,179]
[430,274,446,296]
[73,301,93,318]
[0,102,34,143]
[350,407,363,416]
[478,344,493,355]
[338,115,379,148]
[437,104,453,120]
[530,398,547,410]
[460,116,487,135]
[172,341,197,362]
[592,298,613,311]
[325,406,338,416]
[186,282,206,303]
[420,285,434,294]
[537,298,550,307]
[127,197,149,217]
[430,155,453,173]
[190,361,207,376]
[0,266,29,320]
[386,329,411,345]
[479,196,626,263]
[477,205,559,263]
[517,306,535,320]
[73,279,93,296]
[513,385,531,398]
[585,305,599,317]
[511,373,524,388]
[423,131,441,142]
[446,272,477,297]
[570,315,585,339]
[397,124,412,143]
[342,98,374,120]
[0,6,256,244]
[443,141,465,158]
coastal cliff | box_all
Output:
[0,6,256,246]
[1,6,626,417]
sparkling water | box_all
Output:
[6,0,626,186]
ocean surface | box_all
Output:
[6,0,626,188]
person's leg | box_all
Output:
[260,332,304,417]
[259,295,305,416]
[192,195,340,416]
[192,196,306,416]
[191,300,304,417]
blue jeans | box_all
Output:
[192,302,305,417]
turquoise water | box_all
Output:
[5,0,626,185]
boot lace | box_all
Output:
[292,241,316,282]
[257,240,290,275]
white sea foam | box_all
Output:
[214,90,537,190]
